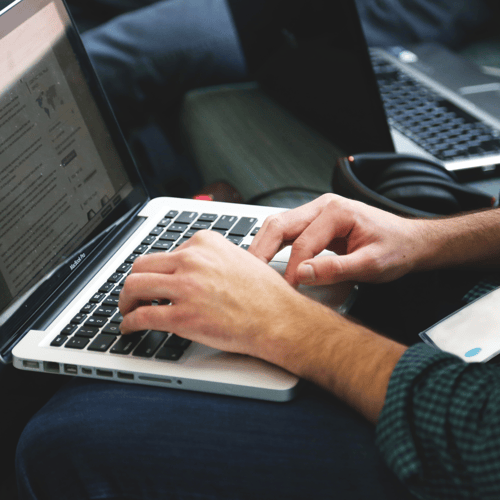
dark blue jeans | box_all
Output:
[16,378,416,499]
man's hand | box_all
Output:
[119,230,307,360]
[249,193,427,287]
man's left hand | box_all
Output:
[119,230,307,360]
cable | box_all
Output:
[246,186,327,205]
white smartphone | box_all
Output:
[420,287,500,363]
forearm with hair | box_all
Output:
[414,208,500,271]
[256,294,407,424]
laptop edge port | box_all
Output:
[64,364,78,375]
[43,361,60,373]
[22,360,40,369]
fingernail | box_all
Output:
[298,264,315,283]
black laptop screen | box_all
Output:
[0,0,147,353]
[228,0,395,157]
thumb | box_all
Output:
[296,252,369,285]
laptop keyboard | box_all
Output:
[51,210,259,361]
[370,52,500,162]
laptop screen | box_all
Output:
[228,0,395,157]
[0,0,147,356]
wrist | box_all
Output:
[254,292,407,423]
[252,291,335,373]
[408,218,447,272]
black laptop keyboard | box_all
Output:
[51,210,260,361]
[370,52,500,161]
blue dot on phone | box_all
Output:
[465,348,482,358]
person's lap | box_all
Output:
[16,377,415,500]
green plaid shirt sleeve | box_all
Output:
[376,342,500,500]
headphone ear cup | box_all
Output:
[371,161,457,190]
[332,154,495,217]
[379,183,461,214]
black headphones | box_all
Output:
[332,153,496,217]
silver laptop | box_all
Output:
[371,44,500,178]
[2,0,356,401]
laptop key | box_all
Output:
[51,335,68,347]
[226,236,243,245]
[103,296,120,307]
[142,235,157,245]
[184,229,201,238]
[165,210,179,218]
[159,231,180,241]
[125,253,141,264]
[110,312,123,323]
[110,332,144,355]
[107,273,122,283]
[149,226,164,236]
[147,248,165,254]
[71,313,87,325]
[228,217,257,237]
[90,292,106,303]
[80,303,96,315]
[213,215,237,231]
[165,334,192,350]
[197,213,218,223]
[95,306,117,317]
[116,263,132,273]
[61,324,77,335]
[133,331,168,358]
[65,337,90,349]
[88,334,117,352]
[167,223,189,233]
[174,211,198,224]
[102,323,121,335]
[191,221,211,230]
[152,240,173,251]
[84,316,108,328]
[75,326,99,338]
[157,217,172,227]
[99,283,115,293]
[134,245,149,254]
[156,346,184,361]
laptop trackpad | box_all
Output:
[269,257,357,314]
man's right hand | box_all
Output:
[249,194,429,287]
